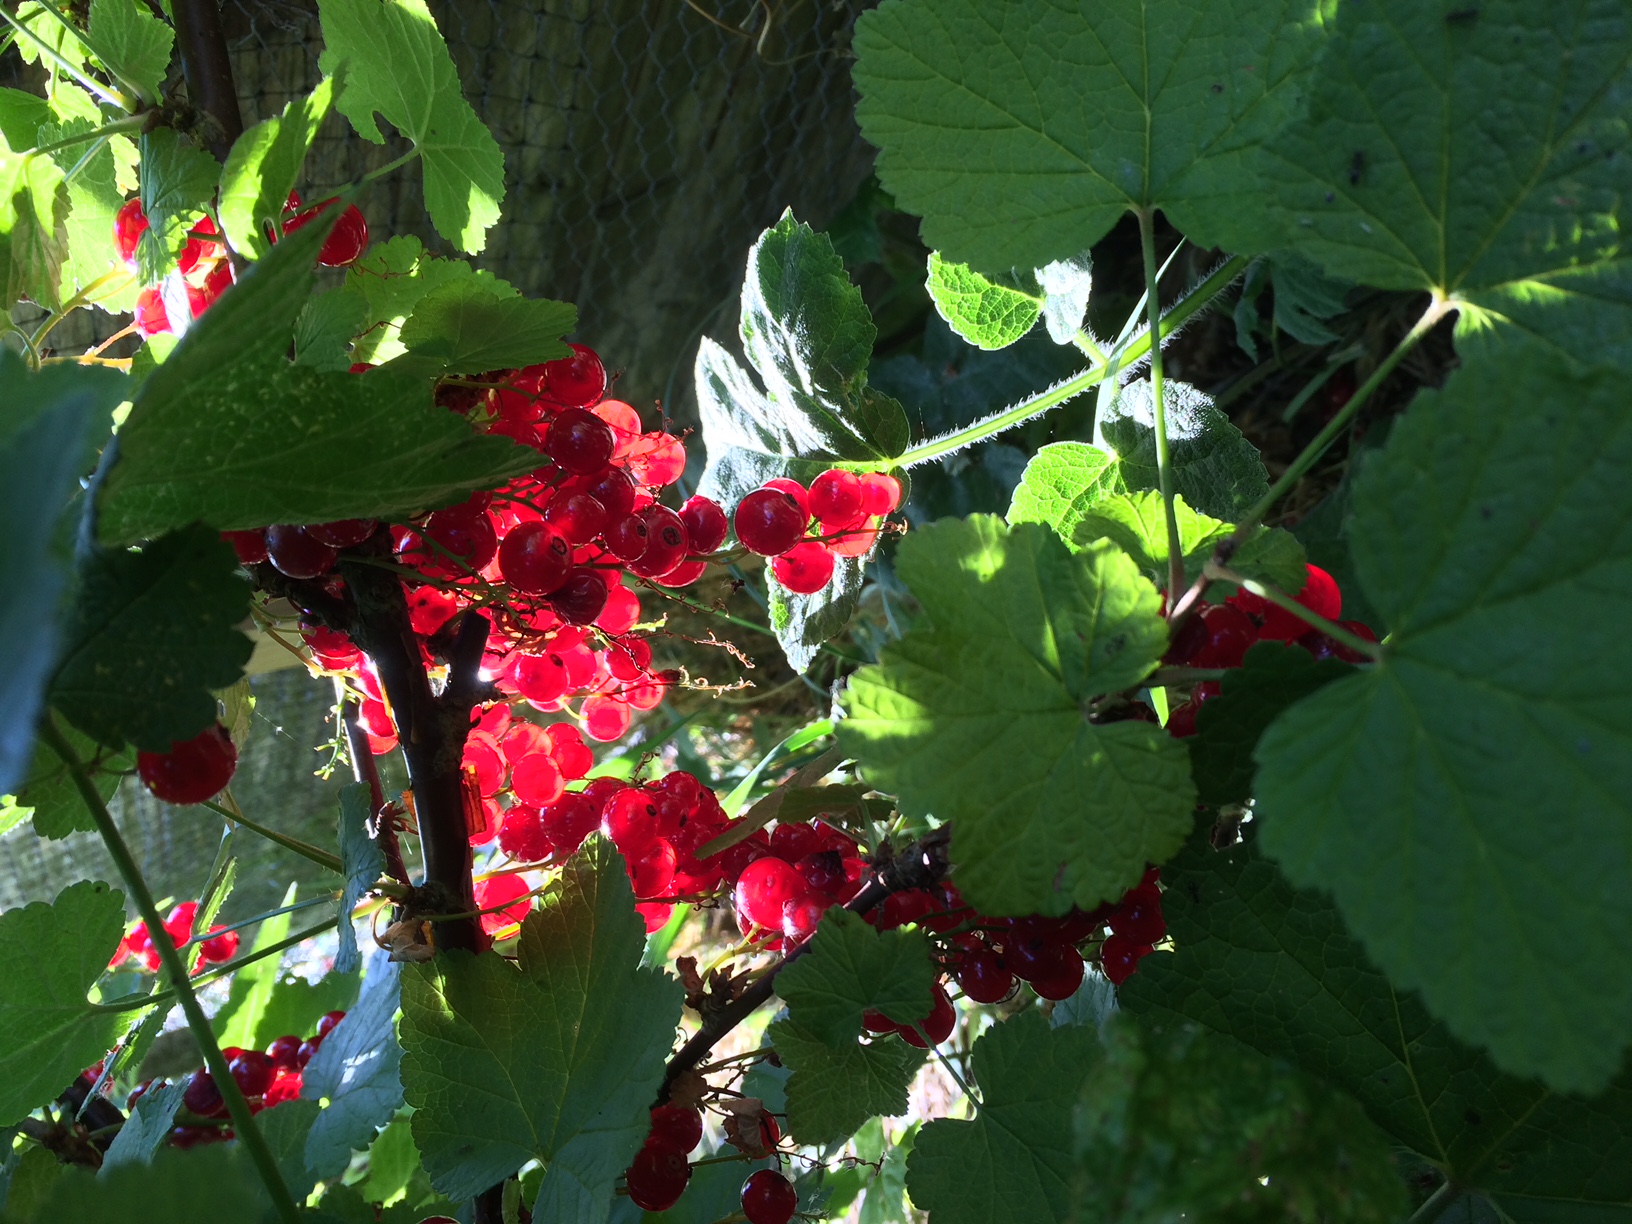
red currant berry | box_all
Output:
[319,205,369,266]
[113,198,149,267]
[420,506,499,574]
[1100,932,1151,985]
[498,520,573,595]
[898,981,956,1048]
[542,344,607,408]
[781,890,831,943]
[956,948,1015,1004]
[137,724,238,805]
[182,1069,228,1119]
[305,518,377,548]
[544,492,607,545]
[603,513,650,562]
[265,525,337,579]
[771,540,834,594]
[1258,564,1343,642]
[582,467,636,519]
[740,1170,798,1224]
[763,477,809,520]
[228,1049,274,1098]
[734,488,806,556]
[678,495,728,554]
[624,1143,690,1212]
[1109,882,1166,945]
[134,286,172,337]
[1029,951,1086,1001]
[857,472,902,516]
[222,529,268,565]
[545,407,616,474]
[808,468,865,529]
[541,793,600,855]
[315,1010,347,1038]
[266,1035,302,1069]
[1192,601,1257,668]
[648,1104,703,1155]
[628,505,689,578]
[734,856,805,930]
[549,568,611,625]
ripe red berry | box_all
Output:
[956,948,1015,1004]
[1191,602,1257,668]
[628,505,689,578]
[305,518,378,548]
[734,488,806,556]
[319,205,369,266]
[625,1142,690,1212]
[734,856,806,930]
[418,506,499,575]
[315,1009,347,1038]
[781,890,831,943]
[182,1069,227,1119]
[222,529,268,565]
[266,1035,302,1069]
[741,1169,798,1224]
[678,495,729,554]
[498,520,572,595]
[265,525,337,579]
[583,467,636,519]
[545,407,616,474]
[134,286,171,336]
[113,198,149,267]
[1029,951,1086,1001]
[541,793,600,855]
[549,568,610,625]
[898,981,956,1048]
[603,513,650,562]
[1100,932,1151,985]
[771,541,835,594]
[137,724,238,806]
[542,344,607,408]
[228,1049,274,1098]
[1257,564,1343,641]
[808,468,865,529]
[544,492,608,545]
[1109,883,1166,945]
[648,1104,703,1155]
[857,472,902,515]
[763,477,810,520]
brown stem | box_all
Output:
[340,696,409,886]
[171,0,243,161]
[339,556,487,954]
[655,827,952,1105]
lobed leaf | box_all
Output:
[218,78,336,260]
[318,0,504,253]
[388,279,575,376]
[769,1019,925,1147]
[333,786,380,975]
[133,128,217,285]
[1073,490,1306,592]
[774,908,937,1045]
[0,881,128,1127]
[399,841,682,1221]
[87,0,173,103]
[1253,342,1632,1091]
[840,516,1194,916]
[301,958,404,1178]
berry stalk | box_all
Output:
[38,715,303,1224]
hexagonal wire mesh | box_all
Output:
[225,0,880,414]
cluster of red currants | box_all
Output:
[113,192,368,339]
[729,818,869,946]
[1163,563,1377,737]
[110,899,239,974]
[124,1009,345,1148]
[622,1102,798,1224]
[733,468,902,594]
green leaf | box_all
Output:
[302,961,403,1179]
[1122,832,1632,1218]
[258,1098,322,1202]
[852,0,1326,274]
[1254,342,1632,1092]
[1037,253,1094,345]
[1007,441,1126,543]
[360,1118,420,1206]
[212,883,297,1049]
[334,783,381,975]
[925,252,1041,350]
[218,77,336,260]
[49,525,252,753]
[388,279,575,375]
[11,725,135,839]
[399,841,682,1220]
[1072,490,1306,591]
[133,127,217,285]
[696,211,911,672]
[38,117,135,313]
[0,138,69,310]
[0,355,122,796]
[345,235,513,365]
[293,286,367,371]
[318,0,504,253]
[840,516,1195,916]
[1255,0,1632,368]
[0,881,127,1127]
[249,970,360,1052]
[1188,642,1352,807]
[774,908,936,1045]
[1096,377,1268,520]
[99,1081,184,1173]
[25,1144,268,1224]
[1073,1013,1406,1223]
[0,88,50,148]
[907,1011,1099,1224]
[768,1019,925,1146]
[87,0,173,103]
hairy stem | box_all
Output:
[1138,209,1187,606]
[40,716,302,1224]
[860,254,1247,471]
[655,827,952,1105]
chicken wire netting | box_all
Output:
[233,0,878,409]
[0,0,879,914]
